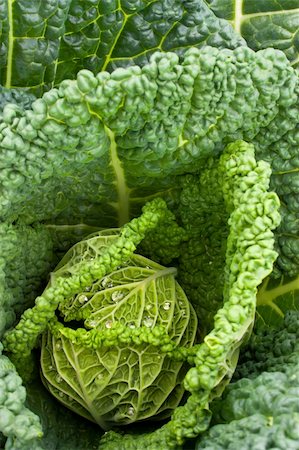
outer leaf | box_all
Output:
[0,344,43,449]
[205,0,299,68]
[195,311,299,450]
[24,380,103,450]
[235,310,299,379]
[0,0,244,93]
[0,47,297,275]
[0,223,55,338]
[0,86,35,111]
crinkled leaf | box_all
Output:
[0,223,55,338]
[235,310,299,379]
[195,310,299,450]
[0,345,43,449]
[0,47,297,275]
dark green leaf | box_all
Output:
[205,0,299,68]
[256,274,299,327]
[0,0,244,94]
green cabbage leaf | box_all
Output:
[205,0,299,69]
[0,0,244,94]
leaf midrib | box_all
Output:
[5,0,14,88]
[105,126,130,227]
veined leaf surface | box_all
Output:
[205,0,299,68]
[0,0,244,93]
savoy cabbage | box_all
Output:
[0,1,298,449]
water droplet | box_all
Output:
[208,261,212,265]
[111,291,124,302]
[107,282,114,288]
[179,301,184,307]
[48,365,54,370]
[78,294,88,304]
[84,286,92,292]
[145,304,153,311]
[181,309,186,317]
[88,320,98,328]
[58,391,64,398]
[55,340,62,350]
[128,322,135,329]
[116,265,122,270]
[145,265,151,269]
[163,301,171,311]
[143,316,154,328]
[127,406,135,416]
[105,320,113,329]
[55,375,62,384]
[101,277,109,288]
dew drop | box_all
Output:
[58,391,64,398]
[105,320,113,329]
[127,406,135,416]
[88,320,98,328]
[48,365,54,370]
[101,277,109,288]
[145,304,153,311]
[78,294,88,304]
[163,301,171,311]
[84,286,92,292]
[107,282,114,288]
[55,375,62,384]
[181,309,186,317]
[143,316,154,328]
[179,301,184,307]
[145,265,151,269]
[111,291,124,302]
[96,373,104,384]
[55,340,62,350]
[128,322,135,329]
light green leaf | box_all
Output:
[41,247,197,429]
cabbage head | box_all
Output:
[40,230,197,430]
